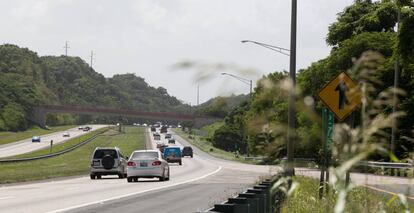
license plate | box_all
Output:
[140,162,148,167]
[93,161,100,166]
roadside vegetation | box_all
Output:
[0,125,75,146]
[174,127,257,164]
[281,176,413,213]
[0,126,145,184]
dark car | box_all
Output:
[182,146,193,158]
[160,125,168,133]
[159,144,169,153]
[168,138,175,144]
[150,126,156,132]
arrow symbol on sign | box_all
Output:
[334,80,349,110]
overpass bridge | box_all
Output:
[32,105,221,128]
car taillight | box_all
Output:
[127,161,136,167]
[152,161,161,166]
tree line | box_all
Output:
[209,0,414,161]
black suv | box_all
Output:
[182,146,193,158]
[90,147,127,179]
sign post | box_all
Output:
[317,71,361,197]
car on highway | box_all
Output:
[31,136,41,142]
[150,126,156,132]
[168,138,175,144]
[127,150,170,182]
[182,146,193,158]
[83,126,91,131]
[159,144,168,153]
[62,132,70,137]
[78,126,84,130]
[160,125,168,133]
[165,133,172,139]
[153,133,161,141]
[90,147,128,179]
[163,147,182,165]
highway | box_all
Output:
[0,128,276,213]
[0,125,108,158]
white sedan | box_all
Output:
[126,150,170,182]
[62,132,70,137]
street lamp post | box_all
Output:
[221,73,253,99]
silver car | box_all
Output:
[90,147,127,179]
[127,150,170,182]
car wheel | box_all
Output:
[97,175,102,179]
[90,174,96,180]
[118,173,124,179]
[179,161,182,165]
[134,177,138,182]
[191,155,193,158]
[166,169,170,181]
[127,177,133,182]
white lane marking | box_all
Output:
[47,166,222,213]
[0,196,15,200]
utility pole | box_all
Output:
[287,0,297,177]
[391,8,401,157]
[90,51,94,68]
[63,41,70,56]
[197,84,200,105]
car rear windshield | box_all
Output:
[164,148,180,156]
[183,147,192,151]
[131,152,159,159]
[93,149,118,159]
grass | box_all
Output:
[0,125,76,146]
[0,126,146,184]
[281,176,414,213]
[5,127,110,159]
[173,128,255,164]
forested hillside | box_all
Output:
[210,0,414,161]
[0,44,191,131]
[194,94,249,117]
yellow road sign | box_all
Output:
[317,72,362,121]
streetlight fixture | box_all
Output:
[241,40,290,56]
[241,0,297,177]
[221,72,253,99]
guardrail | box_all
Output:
[281,158,414,177]
[198,176,283,213]
[0,127,110,163]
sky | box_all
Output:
[0,0,354,105]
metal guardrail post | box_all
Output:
[238,193,259,213]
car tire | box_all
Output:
[191,155,193,158]
[166,169,170,181]
[134,177,138,182]
[127,177,133,182]
[101,155,115,170]
[90,174,96,180]
[159,173,165,181]
[118,173,124,179]
[179,161,182,166]
[97,175,102,179]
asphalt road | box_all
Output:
[0,125,108,158]
[0,128,276,213]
